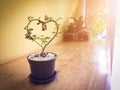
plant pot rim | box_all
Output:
[27,52,57,62]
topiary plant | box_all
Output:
[65,15,84,33]
[24,15,61,57]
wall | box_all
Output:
[0,0,81,64]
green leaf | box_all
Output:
[49,17,53,20]
[43,40,48,43]
[32,35,37,39]
[24,26,28,30]
[27,31,31,35]
[58,31,62,34]
[45,37,50,39]
[56,17,62,21]
[28,28,33,31]
[40,35,44,38]
[44,15,49,21]
[25,33,28,36]
[25,35,33,40]
[52,31,56,34]
[28,16,34,21]
[37,36,40,39]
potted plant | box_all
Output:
[63,15,88,41]
[66,15,84,33]
[24,15,61,84]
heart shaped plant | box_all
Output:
[24,15,61,57]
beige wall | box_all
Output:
[0,0,81,64]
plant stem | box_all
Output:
[25,16,60,57]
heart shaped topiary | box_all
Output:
[24,15,61,57]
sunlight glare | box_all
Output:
[97,48,107,74]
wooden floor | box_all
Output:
[0,39,111,90]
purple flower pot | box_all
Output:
[27,52,57,84]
